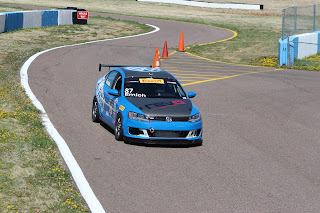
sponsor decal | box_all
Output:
[114,98,118,106]
[109,99,113,116]
[167,81,176,84]
[112,98,118,120]
[119,105,125,111]
[125,88,146,98]
[139,78,164,84]
[145,100,186,110]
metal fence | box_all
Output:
[284,40,319,66]
[282,4,320,39]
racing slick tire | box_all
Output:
[92,97,100,123]
[115,114,124,141]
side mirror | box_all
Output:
[188,91,196,98]
[108,89,119,96]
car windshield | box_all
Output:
[124,77,186,98]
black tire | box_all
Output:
[92,97,100,123]
[114,114,124,141]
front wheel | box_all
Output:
[92,97,100,123]
[115,114,124,141]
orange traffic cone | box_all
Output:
[152,47,161,69]
[178,30,184,52]
[162,41,168,59]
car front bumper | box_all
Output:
[123,137,202,146]
[122,119,202,145]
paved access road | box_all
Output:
[27,13,320,213]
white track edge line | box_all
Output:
[20,24,160,213]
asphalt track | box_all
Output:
[24,13,320,213]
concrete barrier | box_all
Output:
[0,13,5,33]
[279,38,288,66]
[1,9,83,34]
[5,12,23,32]
[23,10,42,29]
[294,33,318,59]
[58,10,75,25]
[41,10,58,27]
[137,0,263,10]
[279,31,320,66]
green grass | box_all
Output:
[0,5,152,212]
[187,23,281,65]
[291,53,320,71]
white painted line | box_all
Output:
[138,0,263,10]
[20,24,160,213]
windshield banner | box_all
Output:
[139,78,164,84]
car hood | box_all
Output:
[126,97,192,117]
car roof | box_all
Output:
[114,67,176,79]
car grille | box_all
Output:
[150,116,189,122]
[148,130,189,138]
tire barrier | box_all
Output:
[279,31,320,66]
[0,9,87,34]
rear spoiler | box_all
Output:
[99,64,152,72]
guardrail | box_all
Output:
[0,9,86,33]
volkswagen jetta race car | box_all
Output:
[92,65,202,145]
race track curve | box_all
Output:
[26,14,320,213]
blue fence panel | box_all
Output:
[5,12,23,32]
[314,31,320,53]
[42,10,58,27]
[279,37,288,66]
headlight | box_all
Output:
[128,111,149,121]
[189,113,201,122]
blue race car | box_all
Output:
[92,65,202,146]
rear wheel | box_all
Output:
[115,114,124,141]
[92,97,100,123]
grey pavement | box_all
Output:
[23,10,320,213]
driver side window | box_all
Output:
[105,71,118,88]
[113,75,122,94]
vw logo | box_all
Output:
[166,116,172,123]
